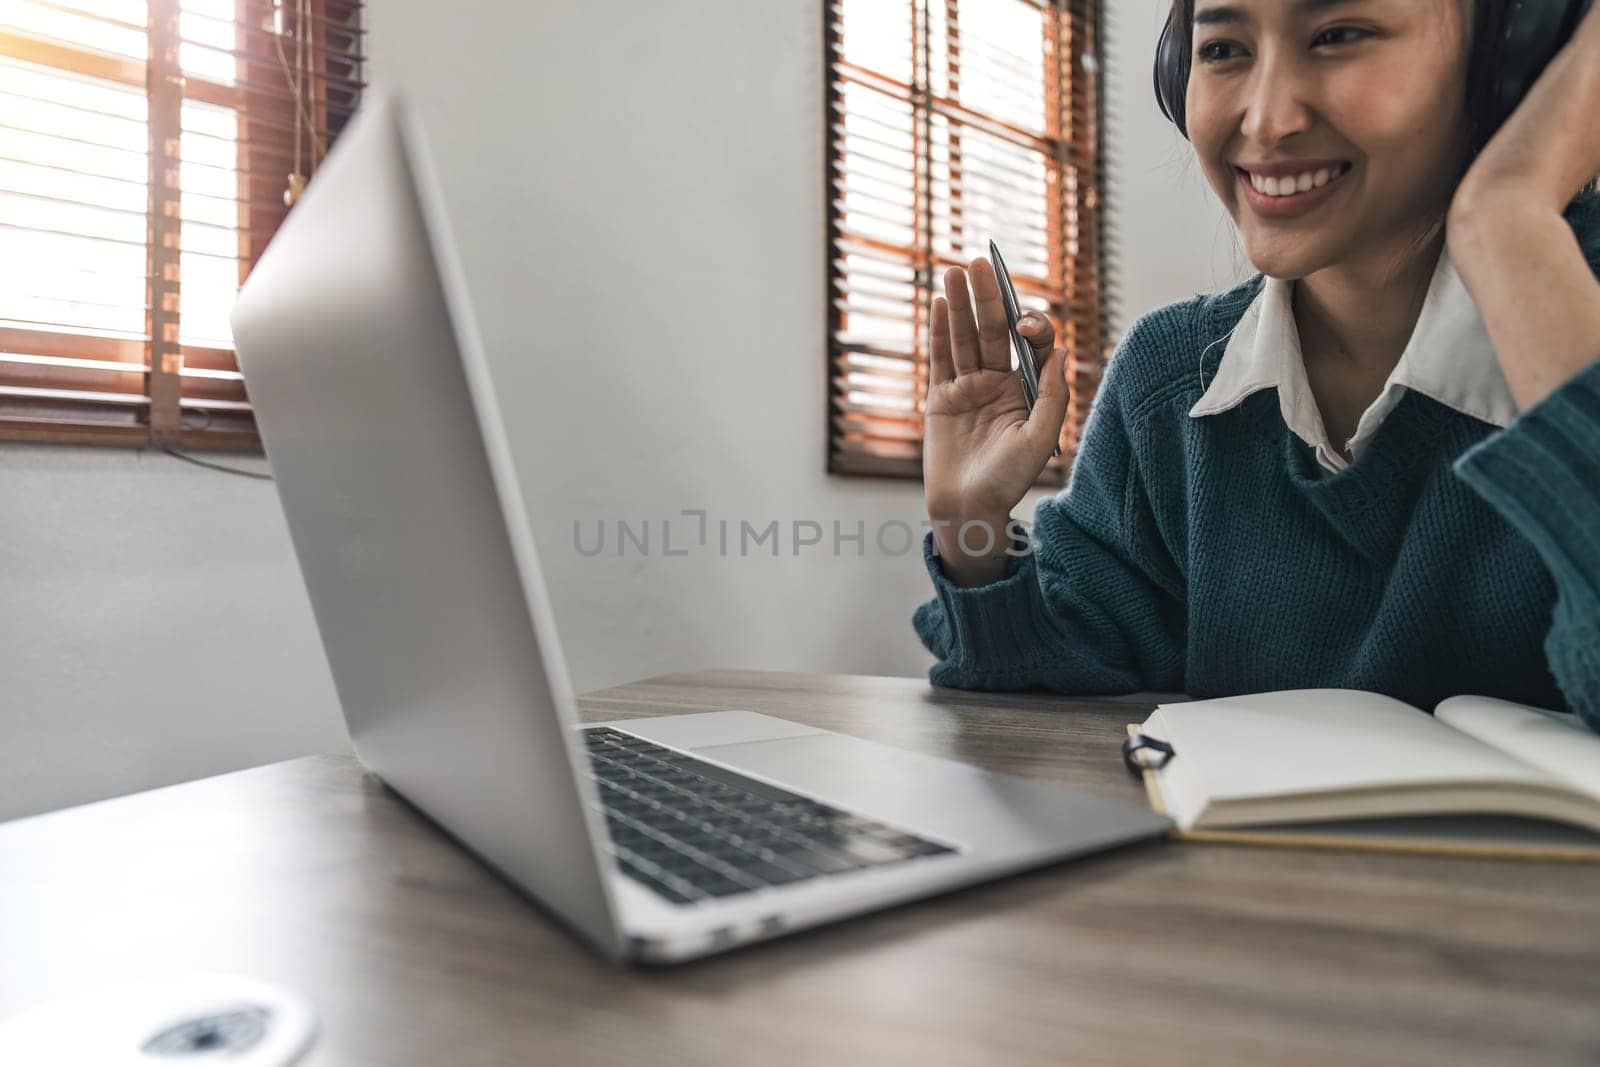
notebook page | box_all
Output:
[1435,697,1600,802]
[1142,689,1547,829]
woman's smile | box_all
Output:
[1234,160,1355,219]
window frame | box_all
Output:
[0,0,363,451]
[823,0,1110,484]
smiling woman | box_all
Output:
[1186,0,1474,291]
[912,0,1600,735]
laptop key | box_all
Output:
[775,847,861,875]
[837,837,915,865]
[693,874,753,897]
[735,860,814,887]
[615,857,701,905]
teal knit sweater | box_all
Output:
[913,196,1600,733]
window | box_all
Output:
[0,0,364,450]
[825,0,1108,482]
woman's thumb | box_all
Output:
[1017,313,1056,360]
[1028,346,1069,452]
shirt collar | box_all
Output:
[1187,246,1518,468]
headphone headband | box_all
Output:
[1150,0,1591,152]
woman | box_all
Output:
[913,0,1600,730]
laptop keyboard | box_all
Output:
[583,727,956,906]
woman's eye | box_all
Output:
[1312,26,1371,47]
[1196,40,1245,63]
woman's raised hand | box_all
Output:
[922,258,1068,587]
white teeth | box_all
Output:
[1248,163,1347,197]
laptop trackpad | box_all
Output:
[612,710,823,750]
[683,730,1163,853]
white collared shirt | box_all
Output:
[1187,248,1520,472]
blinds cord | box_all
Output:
[159,445,274,480]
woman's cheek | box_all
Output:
[1184,99,1239,208]
[1326,41,1469,183]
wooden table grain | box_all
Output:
[3,670,1598,1066]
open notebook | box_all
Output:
[1128,690,1600,860]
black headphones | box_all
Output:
[1152,0,1592,153]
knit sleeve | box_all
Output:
[911,309,1189,694]
[1453,353,1600,733]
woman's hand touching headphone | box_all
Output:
[922,258,1068,588]
[1448,0,1600,412]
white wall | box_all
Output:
[1105,4,1244,312]
[0,1,1228,822]
[0,445,346,821]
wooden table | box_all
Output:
[3,670,1597,1066]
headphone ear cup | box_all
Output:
[1152,9,1191,138]
[1478,0,1591,153]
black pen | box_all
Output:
[988,240,1061,459]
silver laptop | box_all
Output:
[230,91,1170,964]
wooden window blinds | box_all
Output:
[0,0,363,450]
[825,0,1110,482]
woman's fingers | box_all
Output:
[966,258,1015,372]
[937,262,1056,390]
[930,295,955,384]
[943,266,981,375]
[1027,346,1070,454]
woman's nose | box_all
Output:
[1239,54,1316,147]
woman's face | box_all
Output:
[1185,0,1472,280]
